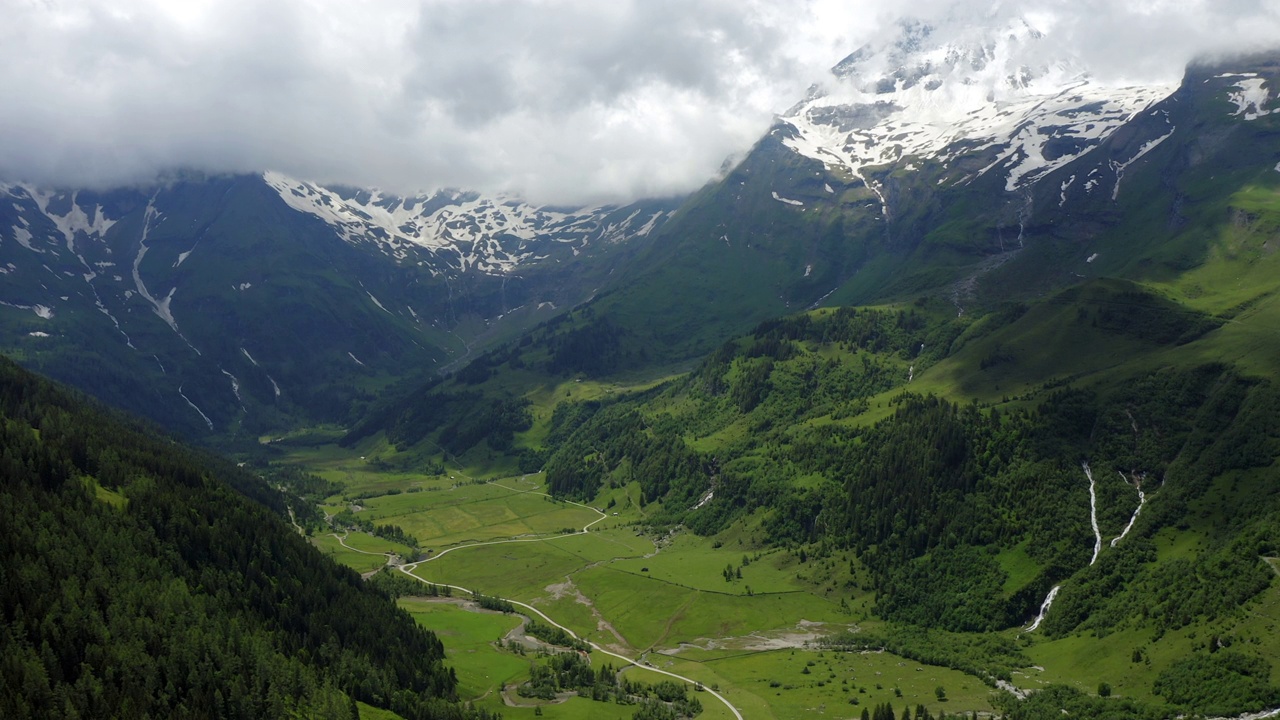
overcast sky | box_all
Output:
[2,0,1278,205]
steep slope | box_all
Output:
[0,356,489,720]
[0,173,676,438]
[783,18,1174,199]
[583,17,1184,364]
[523,277,1280,715]
[326,45,1280,717]
[983,54,1280,305]
[264,172,674,275]
[349,48,1280,472]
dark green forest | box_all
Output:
[0,358,492,720]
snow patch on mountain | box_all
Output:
[26,189,117,252]
[780,18,1175,196]
[366,291,391,314]
[10,226,39,252]
[178,384,214,431]
[1111,126,1176,201]
[1225,76,1275,120]
[0,301,53,319]
[131,201,181,333]
[221,369,243,404]
[263,172,669,275]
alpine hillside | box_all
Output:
[320,32,1280,719]
[353,22,1280,466]
[0,172,677,438]
[577,17,1199,362]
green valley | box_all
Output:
[5,15,1280,720]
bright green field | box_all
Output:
[355,700,405,720]
[358,479,602,549]
[397,597,648,720]
[340,531,414,557]
[644,647,996,720]
[304,465,1001,718]
[311,533,389,574]
[278,442,445,497]
[398,598,527,699]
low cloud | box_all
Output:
[1,0,1277,204]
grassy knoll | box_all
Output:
[355,701,407,720]
[355,481,600,550]
[571,566,849,653]
[310,533,389,574]
[1022,626,1176,704]
[519,374,676,448]
[411,539,596,601]
[398,599,526,699]
[340,531,415,557]
[609,533,809,595]
[276,442,445,497]
[650,646,996,719]
[396,598,640,720]
[995,542,1042,597]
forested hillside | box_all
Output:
[499,292,1280,715]
[0,357,492,720]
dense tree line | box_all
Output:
[0,358,490,720]
[543,404,709,505]
[819,625,1028,683]
[1153,652,1280,715]
[262,464,343,530]
[366,567,452,599]
[524,619,591,652]
[518,651,702,719]
[344,389,532,456]
[331,508,419,552]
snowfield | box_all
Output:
[780,18,1176,197]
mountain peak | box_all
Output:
[830,16,1052,91]
[781,16,1175,195]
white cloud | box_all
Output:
[0,0,1276,204]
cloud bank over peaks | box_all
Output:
[0,0,1277,205]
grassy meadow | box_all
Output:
[289,452,1009,719]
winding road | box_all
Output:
[340,477,745,719]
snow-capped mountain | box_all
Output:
[263,172,672,274]
[780,18,1176,209]
[1,17,1275,442]
[0,173,678,436]
[588,32,1279,366]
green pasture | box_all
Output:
[1023,627,1172,704]
[357,481,601,548]
[277,442,447,496]
[651,646,997,719]
[608,532,809,595]
[339,531,414,557]
[310,533,388,574]
[398,598,526,699]
[396,598,639,720]
[410,539,596,601]
[355,701,405,719]
[571,566,847,653]
[995,542,1042,596]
